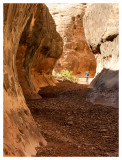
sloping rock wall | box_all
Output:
[3,3,63,156]
[16,4,63,99]
[83,4,119,107]
[47,3,96,77]
[3,4,46,157]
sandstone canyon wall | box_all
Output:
[3,3,119,157]
[84,3,119,74]
[3,3,63,156]
[47,3,96,77]
[16,4,63,98]
[83,4,119,107]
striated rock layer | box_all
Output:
[3,3,63,156]
[47,3,96,77]
[83,4,119,107]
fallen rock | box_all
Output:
[87,69,119,108]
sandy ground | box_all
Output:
[26,82,118,157]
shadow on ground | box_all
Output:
[26,82,118,157]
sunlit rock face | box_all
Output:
[83,4,119,107]
[83,3,119,74]
[46,3,96,78]
[3,3,63,156]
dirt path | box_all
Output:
[26,82,118,157]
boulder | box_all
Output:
[87,69,119,108]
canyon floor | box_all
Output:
[26,82,118,157]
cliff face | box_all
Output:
[3,3,63,156]
[83,4,119,107]
[83,3,119,73]
[47,3,96,77]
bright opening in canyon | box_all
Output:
[3,3,119,157]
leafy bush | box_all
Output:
[60,69,72,79]
[53,69,77,83]
[60,69,78,83]
[52,69,78,83]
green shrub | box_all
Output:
[60,69,78,83]
[52,69,78,83]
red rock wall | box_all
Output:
[3,3,63,156]
[16,4,63,99]
[47,4,96,78]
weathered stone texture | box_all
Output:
[3,3,119,156]
[83,4,119,107]
[87,69,118,108]
[47,3,96,77]
[4,4,46,157]
[16,4,63,98]
[83,3,119,73]
[3,3,63,156]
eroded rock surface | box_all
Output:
[47,3,96,77]
[4,3,63,156]
[87,69,119,108]
[83,3,119,73]
[16,4,63,98]
[3,4,46,157]
[3,3,119,157]
[83,4,119,107]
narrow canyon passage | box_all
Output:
[3,3,119,157]
[26,82,118,157]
